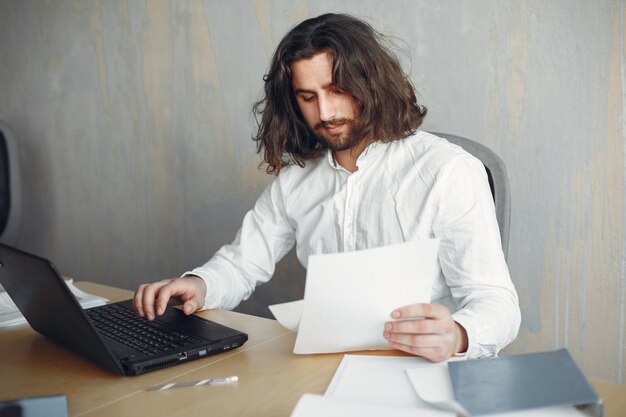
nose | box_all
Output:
[317,94,336,122]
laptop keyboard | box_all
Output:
[86,304,200,356]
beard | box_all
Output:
[313,117,359,152]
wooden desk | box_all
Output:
[1,282,624,417]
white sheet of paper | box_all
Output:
[291,239,440,354]
[325,355,435,408]
[290,393,454,417]
[268,299,302,332]
[406,364,470,416]
[406,363,455,403]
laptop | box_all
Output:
[0,244,248,376]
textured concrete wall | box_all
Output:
[0,0,624,382]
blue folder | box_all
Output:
[448,348,603,416]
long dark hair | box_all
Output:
[253,13,427,174]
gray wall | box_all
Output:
[1,0,624,383]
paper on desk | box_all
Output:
[323,355,591,417]
[289,355,455,417]
[325,355,437,408]
[406,363,469,416]
[272,239,441,354]
[268,299,302,332]
[290,393,454,417]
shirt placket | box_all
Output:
[343,174,358,252]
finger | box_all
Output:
[179,276,206,315]
[141,280,172,320]
[181,287,205,315]
[384,332,452,349]
[155,285,173,316]
[384,317,454,335]
[182,299,199,315]
[154,280,191,316]
[388,341,450,363]
[132,284,148,317]
[391,303,450,320]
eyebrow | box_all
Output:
[293,82,336,96]
[293,88,315,95]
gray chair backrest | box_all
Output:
[0,121,21,246]
[430,132,510,259]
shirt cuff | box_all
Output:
[180,269,222,310]
[452,310,498,359]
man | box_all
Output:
[133,13,520,362]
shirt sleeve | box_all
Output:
[182,176,296,310]
[431,154,521,358]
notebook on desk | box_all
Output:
[448,349,603,416]
[0,244,248,376]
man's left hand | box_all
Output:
[383,303,468,362]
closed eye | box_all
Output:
[298,94,316,102]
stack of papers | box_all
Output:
[291,353,602,417]
[0,280,108,329]
[270,239,441,354]
[292,355,457,417]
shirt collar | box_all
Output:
[325,140,388,172]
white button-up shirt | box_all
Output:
[186,131,520,358]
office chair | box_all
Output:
[0,120,21,246]
[431,132,511,259]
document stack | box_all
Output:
[291,349,603,417]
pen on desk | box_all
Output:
[147,376,239,391]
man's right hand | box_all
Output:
[132,276,207,321]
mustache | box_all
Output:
[314,117,353,130]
